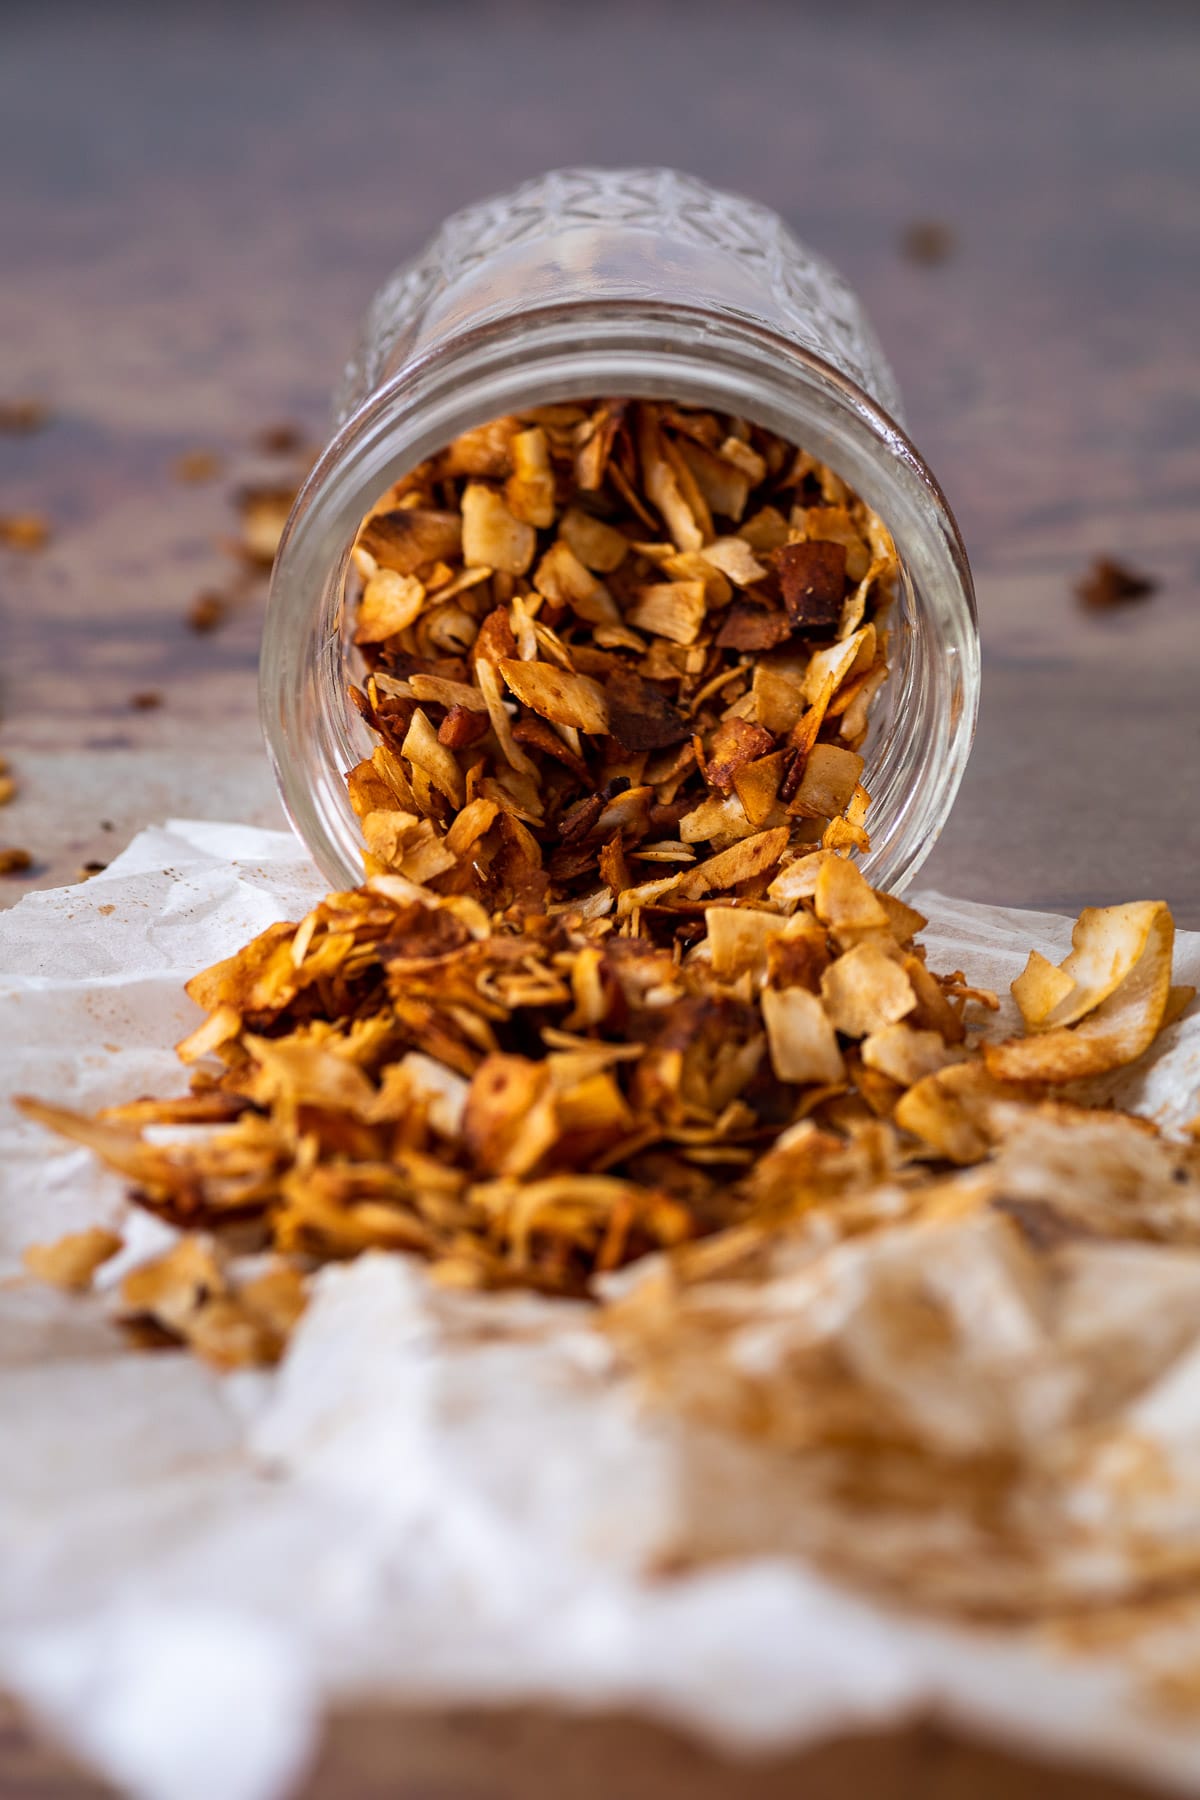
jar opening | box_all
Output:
[263,302,977,895]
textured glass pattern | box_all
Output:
[338,168,902,425]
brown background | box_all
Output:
[1,0,1198,1793]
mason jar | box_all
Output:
[261,166,978,896]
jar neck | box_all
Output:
[262,301,978,895]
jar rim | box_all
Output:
[262,298,979,895]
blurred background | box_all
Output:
[2,0,1198,916]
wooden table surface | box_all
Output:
[2,1,1198,1793]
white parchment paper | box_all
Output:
[2,821,1200,1800]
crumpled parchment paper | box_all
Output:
[2,820,1200,1800]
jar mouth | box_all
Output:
[261,299,978,896]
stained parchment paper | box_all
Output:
[2,822,1199,1800]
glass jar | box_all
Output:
[261,167,978,895]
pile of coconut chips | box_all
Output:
[17,402,1200,1631]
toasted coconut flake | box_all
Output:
[903,953,967,1044]
[752,666,807,734]
[0,513,51,551]
[408,674,490,713]
[475,659,537,777]
[435,416,519,478]
[637,406,704,551]
[574,400,625,492]
[719,436,767,482]
[787,743,865,821]
[120,1238,227,1335]
[239,1266,308,1338]
[1016,901,1168,1031]
[793,505,871,582]
[705,718,775,795]
[762,986,845,1085]
[699,536,766,586]
[894,1062,1013,1164]
[392,1052,470,1138]
[604,668,690,753]
[534,539,619,625]
[839,661,889,741]
[175,1290,288,1369]
[402,708,465,806]
[862,1021,966,1085]
[1075,556,1157,611]
[654,548,731,606]
[616,873,685,915]
[235,486,295,564]
[595,785,654,839]
[733,750,788,828]
[774,539,847,629]
[716,604,793,653]
[679,792,758,846]
[628,580,708,645]
[446,796,500,856]
[767,851,830,906]
[559,506,629,573]
[177,1002,242,1064]
[1164,985,1197,1027]
[659,430,715,542]
[987,902,1174,1083]
[706,906,789,980]
[738,506,790,552]
[820,941,916,1037]
[499,659,610,735]
[875,891,927,944]
[0,398,50,434]
[461,482,536,574]
[438,707,490,751]
[505,427,556,527]
[187,591,228,633]
[767,915,831,992]
[813,855,891,940]
[676,827,790,899]
[802,626,875,706]
[23,1227,123,1291]
[354,570,426,643]
[673,436,750,521]
[360,507,462,575]
[822,815,870,854]
[1012,948,1077,1027]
